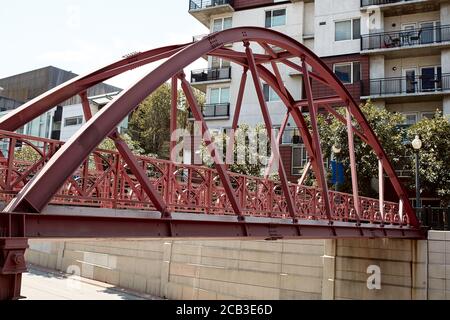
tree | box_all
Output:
[199,123,277,178]
[128,83,204,159]
[14,145,42,163]
[97,134,147,156]
[316,101,407,197]
[407,111,450,206]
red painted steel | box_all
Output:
[0,130,412,224]
[227,68,248,165]
[0,26,426,301]
[0,26,420,228]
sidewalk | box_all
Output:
[22,265,163,300]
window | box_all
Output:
[403,113,418,125]
[212,17,232,33]
[209,87,230,104]
[64,116,83,127]
[211,56,231,69]
[421,66,442,91]
[292,145,308,175]
[263,84,281,102]
[282,128,301,144]
[421,112,436,120]
[265,9,286,28]
[335,18,360,41]
[333,62,360,84]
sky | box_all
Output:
[0,0,209,90]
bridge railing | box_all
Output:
[416,206,450,230]
[0,131,406,225]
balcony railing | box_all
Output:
[361,73,450,97]
[189,103,230,119]
[361,24,450,51]
[361,0,414,7]
[189,0,233,10]
[361,73,450,96]
[191,67,231,83]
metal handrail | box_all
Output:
[191,67,232,83]
[189,0,233,10]
[361,73,450,96]
[416,206,450,230]
[361,24,450,51]
[188,103,230,118]
[361,0,407,7]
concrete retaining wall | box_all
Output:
[25,239,325,300]
[25,231,450,300]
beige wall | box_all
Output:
[428,231,450,299]
[26,239,325,300]
[387,101,442,115]
[25,232,450,300]
[324,238,427,300]
[384,11,440,33]
[385,55,441,78]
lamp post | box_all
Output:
[411,135,422,209]
[332,144,342,192]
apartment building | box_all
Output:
[188,0,450,182]
[0,66,124,141]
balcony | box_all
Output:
[362,0,407,5]
[361,0,439,16]
[190,67,231,92]
[188,103,230,120]
[361,24,450,56]
[361,73,450,99]
[188,0,234,27]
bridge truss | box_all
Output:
[0,27,425,299]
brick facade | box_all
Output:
[312,54,369,103]
[280,145,298,183]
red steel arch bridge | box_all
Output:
[0,27,425,299]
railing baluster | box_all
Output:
[362,22,450,51]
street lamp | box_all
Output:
[412,135,422,208]
[332,144,342,155]
[332,144,342,191]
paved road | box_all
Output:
[22,266,153,300]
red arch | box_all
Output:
[0,27,419,227]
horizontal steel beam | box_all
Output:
[0,212,425,240]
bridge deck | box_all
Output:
[0,131,425,240]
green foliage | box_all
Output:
[98,134,147,156]
[14,145,42,163]
[200,123,275,178]
[407,111,450,205]
[128,83,204,159]
[316,101,406,197]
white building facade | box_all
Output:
[188,0,450,181]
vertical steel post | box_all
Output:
[298,161,312,186]
[79,91,93,120]
[179,73,243,217]
[0,238,29,300]
[346,107,361,223]
[264,111,290,179]
[170,76,178,158]
[244,42,297,220]
[301,59,333,221]
[415,151,421,208]
[378,159,385,222]
[227,68,248,164]
[79,92,104,171]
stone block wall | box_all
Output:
[26,239,325,300]
[25,231,450,300]
[427,231,450,299]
